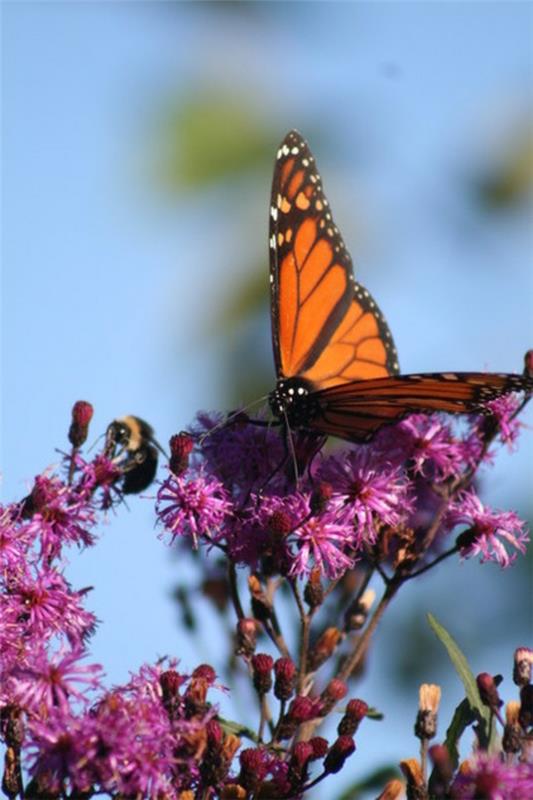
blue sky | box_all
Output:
[3,2,532,794]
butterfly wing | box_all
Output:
[269,130,399,389]
[309,372,533,442]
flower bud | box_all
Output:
[268,510,294,537]
[502,701,522,754]
[238,748,268,792]
[321,678,348,714]
[400,758,426,800]
[309,736,329,758]
[323,735,356,774]
[513,647,533,687]
[192,664,216,684]
[308,627,342,671]
[344,588,376,631]
[274,657,296,701]
[304,566,324,609]
[476,673,503,713]
[414,684,441,741]
[288,741,314,784]
[235,617,258,657]
[68,400,93,447]
[169,432,194,476]
[221,734,241,763]
[375,779,405,800]
[428,744,453,796]
[251,653,273,696]
[160,669,185,717]
[338,698,368,736]
[519,684,533,730]
[248,575,274,623]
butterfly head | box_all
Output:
[269,377,320,428]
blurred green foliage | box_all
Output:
[157,90,275,190]
[474,126,533,211]
[335,765,400,800]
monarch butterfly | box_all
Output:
[268,130,532,442]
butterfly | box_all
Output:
[267,130,532,442]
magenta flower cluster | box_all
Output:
[156,404,529,577]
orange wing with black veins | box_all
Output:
[269,130,399,389]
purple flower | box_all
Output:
[484,394,523,448]
[0,504,32,572]
[9,646,103,714]
[194,411,288,497]
[394,415,464,480]
[450,753,533,799]
[447,490,529,567]
[23,475,96,560]
[74,452,123,509]
[319,448,412,544]
[156,469,232,548]
[242,493,358,579]
[6,568,96,646]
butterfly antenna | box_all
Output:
[283,411,301,487]
[198,394,271,445]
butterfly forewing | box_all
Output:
[269,130,399,388]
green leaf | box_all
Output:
[442,698,476,767]
[217,716,258,743]
[427,613,492,747]
[365,706,384,721]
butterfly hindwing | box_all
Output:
[269,130,399,389]
[310,372,533,442]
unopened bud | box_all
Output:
[238,748,268,792]
[274,657,296,701]
[503,702,522,754]
[235,617,258,657]
[308,736,329,758]
[344,588,376,631]
[308,627,342,671]
[428,744,453,797]
[519,684,533,730]
[338,698,368,736]
[400,758,426,800]
[513,647,533,687]
[268,510,294,537]
[160,669,185,717]
[321,678,348,714]
[251,653,273,696]
[415,684,441,740]
[169,432,194,476]
[68,400,93,447]
[323,735,356,774]
[304,566,324,609]
[288,741,314,783]
[476,673,503,713]
[248,575,274,623]
[375,779,405,800]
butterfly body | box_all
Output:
[268,130,532,442]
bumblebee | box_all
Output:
[105,415,160,494]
